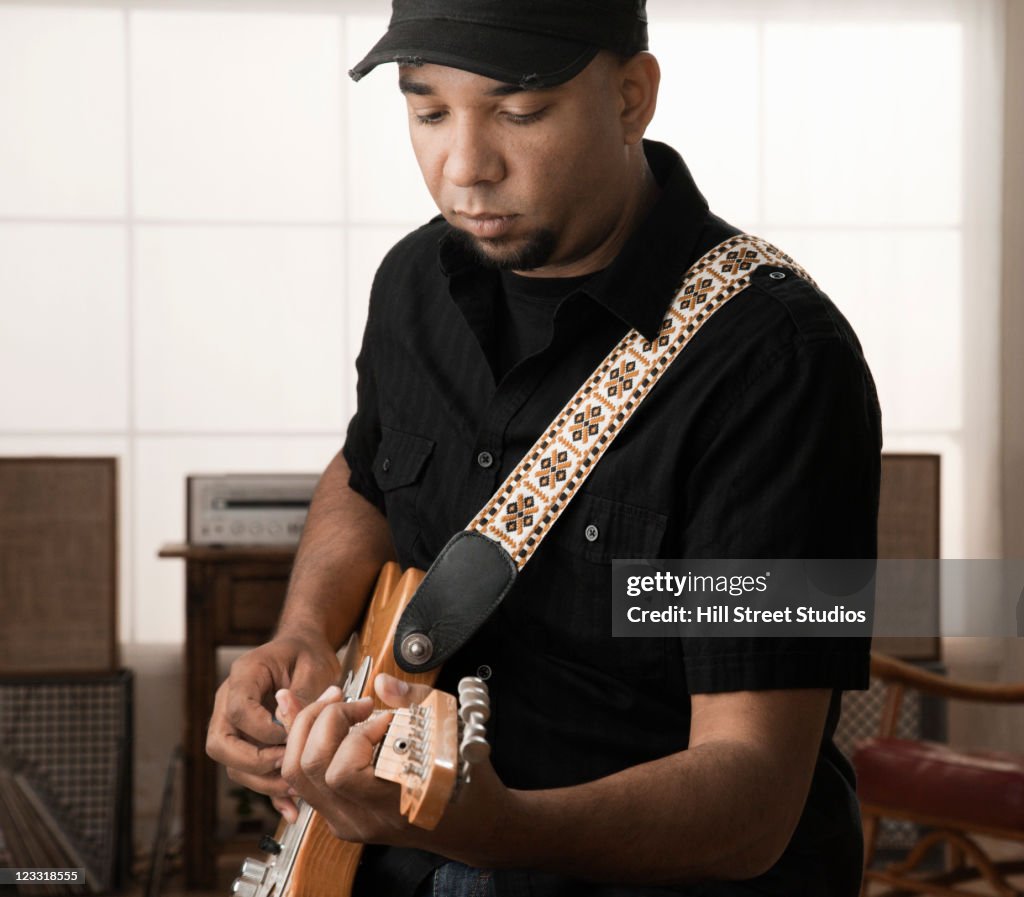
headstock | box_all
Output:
[373,677,491,829]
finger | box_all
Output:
[224,765,293,801]
[224,674,287,746]
[324,708,393,787]
[281,686,347,793]
[374,674,433,709]
[299,697,376,785]
[274,688,305,733]
[208,728,286,776]
[271,795,300,825]
[208,687,287,774]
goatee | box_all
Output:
[449,226,558,271]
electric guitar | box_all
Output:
[228,562,491,897]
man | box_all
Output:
[206,2,881,895]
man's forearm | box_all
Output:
[277,451,394,647]
[469,739,806,885]
[426,676,828,886]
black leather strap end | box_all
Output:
[394,530,517,672]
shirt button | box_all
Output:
[477,451,494,469]
[769,271,786,280]
[584,523,600,543]
[381,457,391,473]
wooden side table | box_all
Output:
[159,543,296,889]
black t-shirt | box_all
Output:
[344,140,881,897]
[493,270,592,381]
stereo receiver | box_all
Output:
[187,473,319,546]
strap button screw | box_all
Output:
[477,451,494,469]
[585,524,600,543]
[769,271,786,280]
[401,632,434,665]
[381,457,392,472]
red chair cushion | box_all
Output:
[854,737,1024,831]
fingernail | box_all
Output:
[318,685,340,701]
[274,757,283,770]
[275,688,289,705]
[288,787,299,797]
[377,673,408,695]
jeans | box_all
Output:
[414,861,496,897]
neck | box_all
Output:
[514,149,661,279]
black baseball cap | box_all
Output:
[349,0,649,88]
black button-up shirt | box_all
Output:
[344,140,881,896]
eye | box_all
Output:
[412,110,447,126]
[503,108,546,125]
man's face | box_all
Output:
[399,55,632,275]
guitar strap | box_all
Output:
[394,234,815,672]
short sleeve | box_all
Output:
[342,289,385,514]
[677,330,882,694]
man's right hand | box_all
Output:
[206,632,343,823]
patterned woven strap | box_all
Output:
[470,234,815,567]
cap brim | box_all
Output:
[349,19,599,88]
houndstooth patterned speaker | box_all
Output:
[0,671,132,895]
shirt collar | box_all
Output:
[438,139,710,342]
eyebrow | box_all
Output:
[398,78,546,97]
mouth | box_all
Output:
[454,211,519,240]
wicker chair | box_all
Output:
[854,651,1024,896]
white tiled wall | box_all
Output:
[0,224,129,430]
[0,7,126,217]
[761,23,962,227]
[131,11,345,221]
[133,226,347,432]
[0,1,996,650]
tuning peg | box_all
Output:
[458,675,489,697]
[457,678,491,724]
[461,724,490,764]
[457,677,491,771]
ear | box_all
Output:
[619,51,660,145]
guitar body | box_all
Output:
[238,561,435,897]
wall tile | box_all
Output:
[764,23,962,226]
[134,226,346,432]
[0,7,125,217]
[0,225,128,430]
[132,10,344,220]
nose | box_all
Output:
[442,117,504,187]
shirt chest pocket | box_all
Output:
[526,490,670,681]
[547,490,667,562]
[372,427,434,566]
